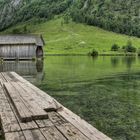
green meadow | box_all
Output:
[3,18,140,55]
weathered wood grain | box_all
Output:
[4,82,33,122]
[40,126,67,140]
[48,112,89,140]
[5,132,25,140]
[56,123,89,140]
[16,81,57,113]
[8,97,38,131]
[10,72,62,111]
[48,112,68,126]
[58,107,112,140]
[0,83,39,133]
[0,84,21,133]
[35,119,53,128]
[11,82,48,120]
[23,130,46,140]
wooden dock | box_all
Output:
[0,72,112,140]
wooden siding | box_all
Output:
[0,44,37,59]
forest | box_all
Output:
[70,0,140,37]
[0,0,140,37]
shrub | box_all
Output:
[12,28,21,34]
[123,41,136,53]
[90,49,98,56]
[122,46,126,50]
[111,44,120,51]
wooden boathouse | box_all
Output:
[0,35,45,60]
[0,72,112,140]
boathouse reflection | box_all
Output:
[0,60,44,83]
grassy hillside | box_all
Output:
[3,18,140,55]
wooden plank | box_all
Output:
[4,82,32,122]
[58,107,112,140]
[9,72,30,83]
[23,130,46,140]
[0,82,39,131]
[0,73,6,83]
[0,99,21,133]
[8,98,38,131]
[1,73,13,82]
[10,72,61,111]
[40,126,66,140]
[5,131,25,140]
[0,84,21,133]
[17,81,59,112]
[48,112,68,126]
[0,85,39,134]
[56,123,89,140]
[6,72,19,82]
[35,119,53,128]
[48,112,89,140]
[11,82,48,120]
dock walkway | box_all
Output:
[0,72,112,140]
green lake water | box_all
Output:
[0,56,140,140]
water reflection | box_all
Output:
[110,57,119,67]
[0,60,44,84]
[122,56,136,69]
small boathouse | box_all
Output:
[0,35,45,60]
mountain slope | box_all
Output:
[70,0,140,37]
[3,18,140,55]
[0,0,140,37]
[0,0,71,30]
[0,0,23,30]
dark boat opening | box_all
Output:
[36,46,43,58]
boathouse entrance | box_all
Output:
[36,46,43,58]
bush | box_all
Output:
[90,49,98,56]
[11,26,30,34]
[123,41,136,53]
[111,44,120,51]
[12,28,21,34]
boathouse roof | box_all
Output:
[0,34,45,46]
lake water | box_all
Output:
[0,56,140,140]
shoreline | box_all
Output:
[0,53,137,62]
[45,53,137,56]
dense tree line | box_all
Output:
[70,0,140,37]
[0,0,71,31]
[0,0,140,38]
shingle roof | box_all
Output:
[0,34,45,46]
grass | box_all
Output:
[2,17,140,55]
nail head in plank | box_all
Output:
[56,123,89,140]
[40,126,67,140]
